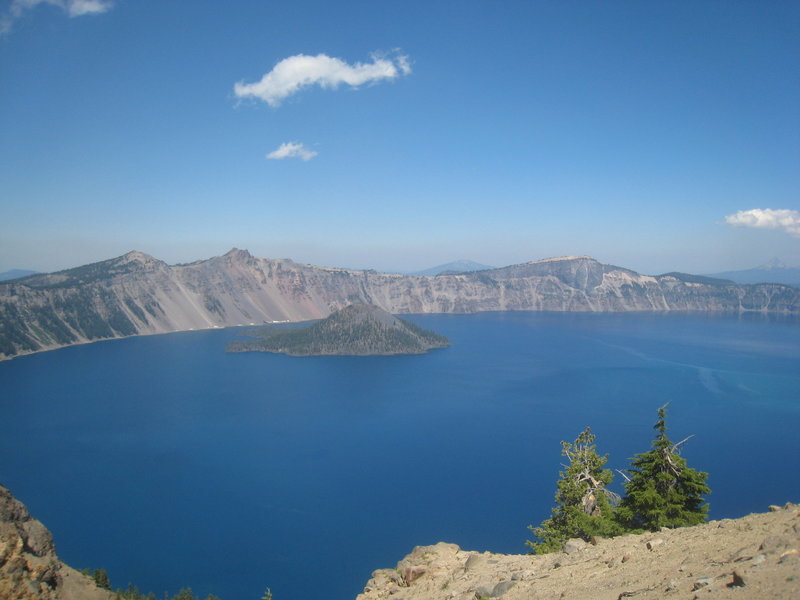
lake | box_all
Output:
[1,311,798,600]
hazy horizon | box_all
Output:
[1,1,798,275]
[3,246,800,280]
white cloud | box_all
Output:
[1,0,112,35]
[724,208,800,237]
[266,142,318,162]
[67,0,113,16]
[234,51,412,107]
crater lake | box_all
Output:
[1,312,798,600]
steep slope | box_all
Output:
[228,304,450,355]
[2,250,799,360]
[0,485,114,600]
[357,503,800,600]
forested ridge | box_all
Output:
[227,304,450,356]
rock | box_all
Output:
[727,571,746,588]
[716,519,733,528]
[779,548,799,564]
[693,577,715,590]
[608,554,632,568]
[20,519,54,556]
[563,538,588,554]
[357,505,800,600]
[0,485,114,600]
[490,581,516,596]
[0,489,29,521]
[769,505,782,512]
[646,538,664,550]
[403,566,427,584]
[759,536,791,554]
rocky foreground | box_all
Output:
[357,504,800,600]
[0,485,112,600]
[2,481,798,600]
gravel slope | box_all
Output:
[357,503,800,600]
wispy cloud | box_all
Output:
[234,51,412,107]
[724,208,800,237]
[266,142,318,162]
[67,0,113,16]
[1,0,113,35]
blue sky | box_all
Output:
[1,0,798,275]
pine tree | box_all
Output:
[527,427,623,554]
[92,568,110,590]
[617,404,710,531]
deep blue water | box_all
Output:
[1,312,798,600]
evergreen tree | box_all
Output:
[527,427,623,553]
[93,568,111,590]
[617,404,710,531]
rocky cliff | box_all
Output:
[357,503,800,600]
[0,485,113,600]
[2,249,799,360]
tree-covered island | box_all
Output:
[226,304,450,356]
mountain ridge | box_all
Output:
[0,269,39,282]
[2,249,799,360]
[412,259,495,276]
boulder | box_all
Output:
[563,538,588,554]
[0,485,114,600]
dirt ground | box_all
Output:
[357,503,800,600]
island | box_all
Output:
[226,304,451,356]
[4,249,800,362]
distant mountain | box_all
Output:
[228,304,450,356]
[0,269,38,281]
[412,260,494,276]
[2,249,799,361]
[706,259,800,287]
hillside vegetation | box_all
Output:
[227,304,450,356]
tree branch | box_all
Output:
[671,434,695,454]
